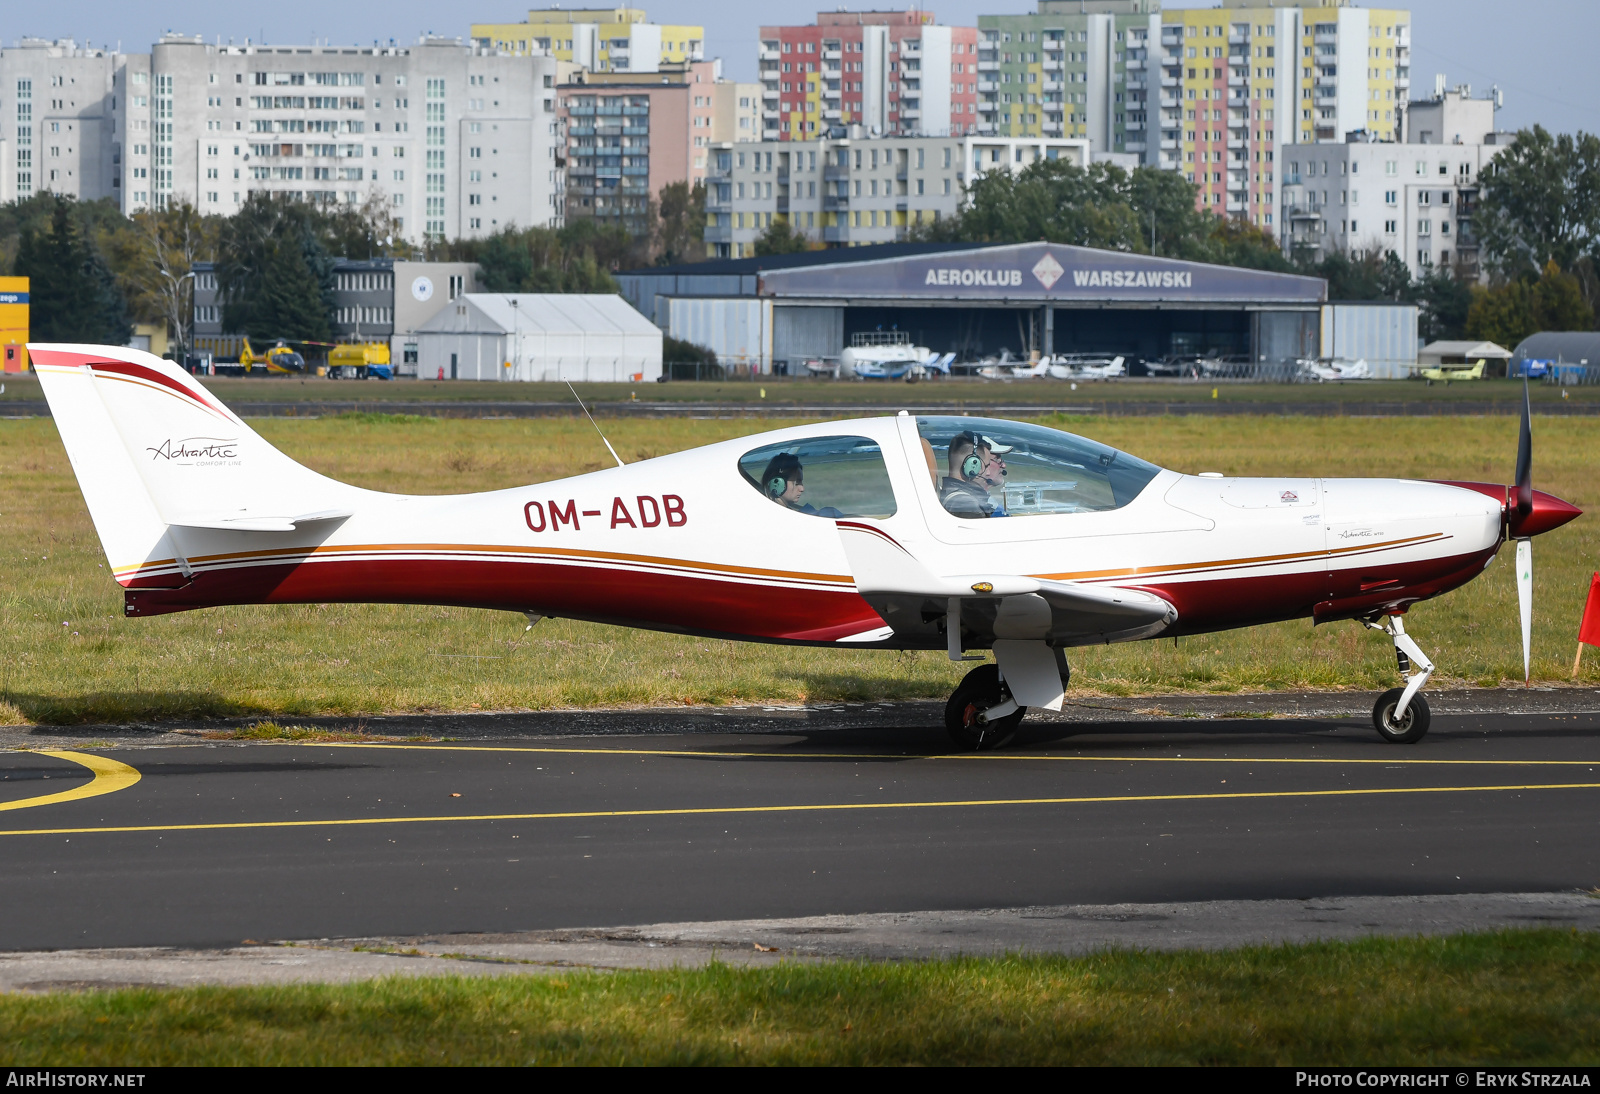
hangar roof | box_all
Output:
[620,242,1325,310]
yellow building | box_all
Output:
[471,8,703,72]
[0,276,27,372]
[1160,2,1409,230]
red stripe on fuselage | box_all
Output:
[122,542,1501,645]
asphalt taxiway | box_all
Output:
[2,695,1598,956]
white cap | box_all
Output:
[978,434,1013,455]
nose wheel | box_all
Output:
[945,663,1026,751]
[1364,614,1434,744]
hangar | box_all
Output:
[618,242,1328,375]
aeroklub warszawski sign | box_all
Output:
[757,243,1326,305]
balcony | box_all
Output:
[1043,58,1062,71]
[1124,56,1143,70]
[762,87,779,100]
[1125,76,1146,91]
[823,108,841,120]
[823,49,841,60]
[1229,31,1248,45]
[1124,141,1146,153]
[977,79,998,93]
[1228,73,1247,87]
[759,48,779,62]
[1161,75,1178,88]
[977,60,998,72]
[1124,117,1145,131]
[1160,138,1178,150]
[1226,198,1245,212]
[1160,95,1180,110]
[822,193,850,211]
[1228,137,1246,149]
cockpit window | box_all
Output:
[916,416,1162,518]
[739,435,897,519]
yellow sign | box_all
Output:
[0,276,27,372]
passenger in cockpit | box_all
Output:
[761,453,844,518]
[940,431,1008,518]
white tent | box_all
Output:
[411,293,663,382]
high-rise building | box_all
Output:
[558,61,722,233]
[1157,2,1410,230]
[1,35,564,243]
[975,0,1153,148]
[1281,83,1505,280]
[120,34,563,242]
[703,134,1088,256]
[0,38,122,206]
[472,8,703,72]
[757,11,980,141]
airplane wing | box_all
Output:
[835,520,1176,649]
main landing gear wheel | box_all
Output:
[1372,687,1431,744]
[945,663,1026,751]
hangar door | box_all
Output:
[773,306,843,374]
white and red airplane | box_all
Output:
[30,344,1581,748]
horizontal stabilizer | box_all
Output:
[170,509,355,533]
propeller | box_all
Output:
[1512,378,1534,686]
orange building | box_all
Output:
[0,277,27,372]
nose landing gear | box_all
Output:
[944,663,1026,750]
[1364,614,1434,743]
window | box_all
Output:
[914,417,1162,517]
[737,436,897,519]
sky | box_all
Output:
[18,0,1598,136]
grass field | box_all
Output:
[3,931,1598,1065]
[0,412,1594,725]
[1,373,1595,409]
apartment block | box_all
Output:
[1152,2,1408,229]
[0,38,123,206]
[472,8,702,72]
[560,62,729,232]
[1280,86,1504,279]
[976,0,1153,150]
[703,135,1089,256]
[122,35,563,243]
[757,12,979,140]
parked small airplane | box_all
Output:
[1413,359,1487,386]
[1046,355,1127,381]
[1299,357,1373,383]
[30,344,1580,749]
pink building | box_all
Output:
[758,11,979,140]
[559,61,719,230]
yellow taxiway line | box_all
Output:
[0,751,142,813]
[1,780,1598,838]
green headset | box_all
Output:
[955,432,984,479]
[767,474,791,498]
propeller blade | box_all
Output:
[1514,376,1533,519]
[1517,537,1533,686]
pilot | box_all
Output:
[761,453,843,518]
[940,432,1008,518]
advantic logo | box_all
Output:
[146,437,241,466]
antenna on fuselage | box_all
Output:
[566,381,624,468]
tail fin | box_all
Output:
[31,344,357,584]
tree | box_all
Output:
[15,196,130,344]
[1475,126,1600,278]
[101,202,219,363]
[655,181,706,266]
[1466,260,1593,348]
[466,224,623,294]
[254,239,331,343]
[752,215,809,256]
[215,195,336,343]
